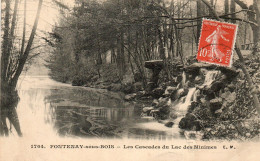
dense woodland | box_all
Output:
[47,0,259,86]
[1,0,260,139]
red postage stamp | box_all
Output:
[197,19,238,67]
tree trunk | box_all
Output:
[230,0,236,23]
[20,0,27,55]
[197,0,203,44]
[96,40,102,78]
[6,0,19,75]
[0,0,11,136]
[158,28,165,60]
[253,0,260,54]
[116,32,126,81]
[224,0,229,22]
[1,0,11,83]
[111,48,116,63]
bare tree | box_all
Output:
[1,0,43,136]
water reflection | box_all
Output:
[17,76,180,139]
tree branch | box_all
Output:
[234,0,248,9]
[20,0,27,55]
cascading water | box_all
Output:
[181,71,186,87]
[172,70,220,131]
[203,70,220,86]
[172,88,196,127]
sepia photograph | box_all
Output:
[1,0,260,160]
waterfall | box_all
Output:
[181,71,186,87]
[203,70,220,86]
[172,69,219,128]
[172,88,196,128]
[192,89,200,102]
[179,88,196,112]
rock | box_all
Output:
[133,82,143,92]
[155,98,171,120]
[158,106,170,120]
[179,113,202,131]
[188,101,199,113]
[151,87,165,98]
[150,109,160,117]
[143,106,154,113]
[139,95,153,100]
[187,80,195,88]
[203,78,226,94]
[158,97,171,106]
[165,121,174,128]
[174,89,183,100]
[199,68,208,76]
[158,104,170,113]
[145,60,164,91]
[136,90,147,98]
[220,88,232,99]
[122,83,134,94]
[194,76,203,84]
[219,91,236,109]
[173,88,188,100]
[164,86,177,97]
[107,83,122,92]
[185,62,238,80]
[210,97,223,112]
[200,98,207,104]
[169,112,178,119]
[144,60,164,69]
[152,99,159,106]
[124,93,136,101]
[224,92,236,104]
[185,63,213,76]
[146,82,156,91]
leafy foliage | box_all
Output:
[194,55,260,140]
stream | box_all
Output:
[15,75,185,140]
[14,67,220,140]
